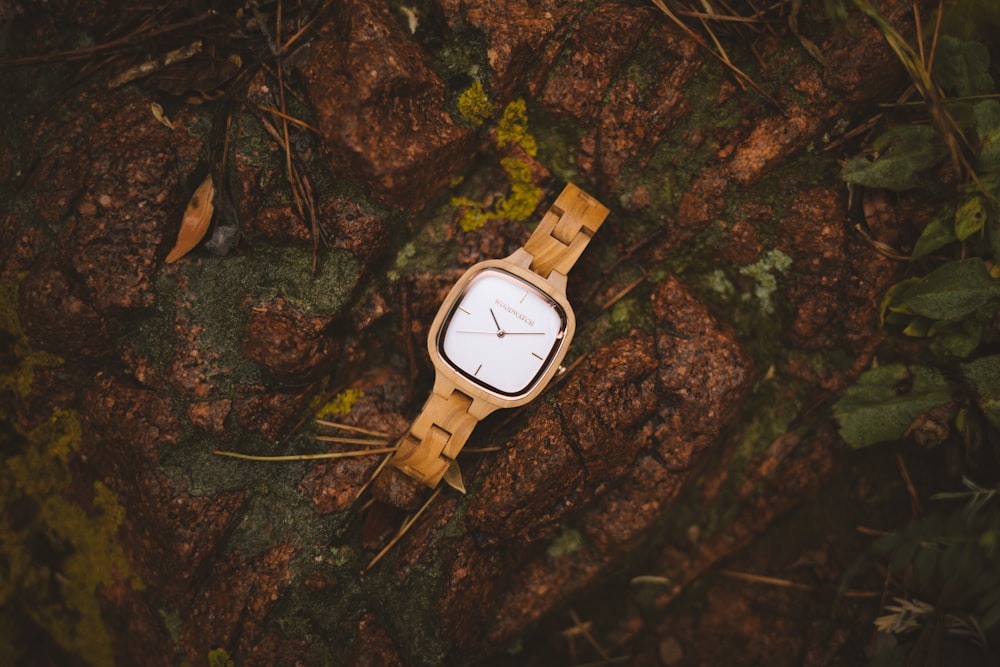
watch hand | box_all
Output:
[454,330,545,335]
[489,308,502,332]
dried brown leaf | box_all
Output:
[442,460,466,494]
[150,102,175,130]
[166,173,214,263]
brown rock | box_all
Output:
[344,613,405,667]
[18,257,114,357]
[321,196,391,270]
[187,399,233,435]
[300,0,472,209]
[77,372,245,607]
[370,464,426,512]
[727,104,825,189]
[180,543,297,664]
[466,402,586,543]
[60,97,193,312]
[299,454,382,515]
[0,214,42,281]
[232,387,310,441]
[165,318,223,399]
[775,187,899,349]
[414,278,754,655]
[247,205,312,245]
[539,3,654,122]
[651,276,753,447]
[468,331,661,544]
[243,296,338,378]
[714,202,770,266]
[577,23,702,190]
[441,0,584,101]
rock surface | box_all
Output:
[0,0,934,665]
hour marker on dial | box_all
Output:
[438,268,569,397]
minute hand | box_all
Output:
[454,330,545,335]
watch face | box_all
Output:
[438,268,568,397]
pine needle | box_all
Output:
[649,0,780,109]
[364,487,442,573]
[313,419,392,438]
[214,447,398,462]
[314,435,392,446]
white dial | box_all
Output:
[439,268,567,397]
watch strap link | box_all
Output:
[390,183,607,489]
[390,386,479,488]
[523,183,609,279]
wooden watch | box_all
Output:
[390,183,609,488]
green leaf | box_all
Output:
[954,195,988,240]
[872,530,904,557]
[937,0,1000,43]
[970,568,1000,598]
[981,598,1000,630]
[840,125,945,191]
[990,206,1000,262]
[913,542,940,582]
[978,583,1000,616]
[888,258,1000,321]
[929,318,984,358]
[962,355,1000,429]
[911,210,957,259]
[974,100,1000,173]
[901,316,934,337]
[932,35,994,98]
[880,277,919,324]
[833,364,953,448]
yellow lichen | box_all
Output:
[453,199,491,232]
[450,98,543,231]
[496,98,538,156]
[208,648,236,667]
[1,280,138,665]
[495,157,543,221]
[1,409,140,667]
[452,157,543,232]
[457,81,494,127]
[0,278,63,398]
[316,388,365,418]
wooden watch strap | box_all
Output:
[523,183,609,279]
[390,183,607,488]
[390,386,479,488]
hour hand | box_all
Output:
[489,308,502,332]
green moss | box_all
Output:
[1,410,140,667]
[457,81,494,127]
